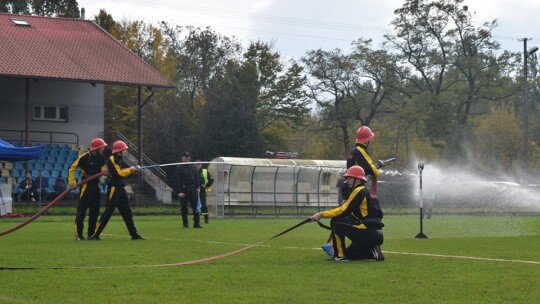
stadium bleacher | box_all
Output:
[1,143,89,200]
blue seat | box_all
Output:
[44,163,54,171]
[47,156,56,164]
[11,169,21,178]
[48,150,59,157]
[54,163,63,171]
[66,156,76,164]
[61,171,68,179]
[31,169,39,178]
[51,170,60,178]
[42,170,50,178]
[59,150,69,157]
[0,177,6,184]
[14,162,24,170]
[56,156,66,164]
[63,163,72,171]
[48,178,57,192]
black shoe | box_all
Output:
[183,224,189,229]
[88,236,101,240]
[193,224,203,228]
[372,245,385,261]
[76,236,85,241]
[131,235,144,240]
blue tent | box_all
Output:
[0,139,42,161]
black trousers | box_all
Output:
[75,182,101,238]
[92,185,138,238]
[199,188,208,215]
[180,187,200,225]
[331,220,383,260]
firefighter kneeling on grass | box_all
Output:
[310,165,384,261]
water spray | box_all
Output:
[415,162,428,239]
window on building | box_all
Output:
[33,105,68,122]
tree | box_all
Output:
[243,41,309,136]
[385,0,518,160]
[203,61,261,159]
[0,0,30,14]
[31,0,79,17]
[473,104,523,173]
[0,0,80,17]
[302,49,359,154]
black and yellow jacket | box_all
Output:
[68,151,105,186]
[323,184,384,229]
[107,154,133,187]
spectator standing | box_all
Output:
[90,140,143,240]
[69,138,108,241]
[196,161,214,224]
[175,151,202,228]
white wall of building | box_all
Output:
[0,77,104,146]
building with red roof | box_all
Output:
[0,12,174,146]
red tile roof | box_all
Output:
[0,13,174,88]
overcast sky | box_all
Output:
[77,0,540,60]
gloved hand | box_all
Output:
[129,165,141,172]
[376,160,385,168]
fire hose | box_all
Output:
[0,172,105,237]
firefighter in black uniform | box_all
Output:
[311,166,384,261]
[69,137,107,241]
[196,161,214,224]
[322,126,386,256]
[90,140,143,240]
[175,151,202,228]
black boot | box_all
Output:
[182,215,189,228]
[193,213,203,228]
[203,213,209,224]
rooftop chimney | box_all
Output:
[81,8,85,20]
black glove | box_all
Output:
[376,160,385,168]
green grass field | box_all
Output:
[0,214,538,303]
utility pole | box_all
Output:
[519,38,539,182]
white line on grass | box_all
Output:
[100,234,540,266]
[197,240,540,265]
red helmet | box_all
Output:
[90,138,107,151]
[344,165,367,182]
[355,126,374,144]
[112,140,128,154]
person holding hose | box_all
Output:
[322,125,388,256]
[311,165,384,261]
[69,137,108,241]
[90,140,143,240]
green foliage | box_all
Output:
[203,62,262,158]
[473,104,523,171]
[0,0,79,16]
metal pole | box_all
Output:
[523,38,529,179]
[415,162,428,238]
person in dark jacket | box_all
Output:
[90,140,143,240]
[69,138,108,241]
[311,166,384,261]
[196,161,214,224]
[175,151,202,228]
